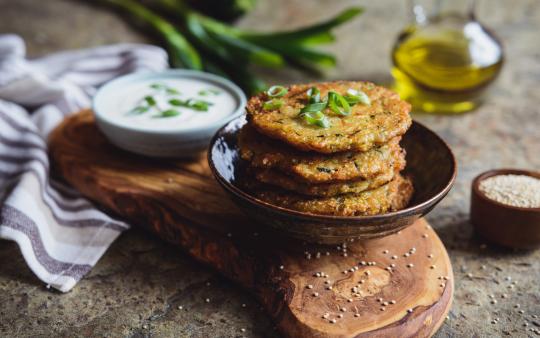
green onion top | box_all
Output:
[328,91,351,116]
[344,88,370,106]
[266,85,288,98]
[300,110,330,128]
[263,98,284,110]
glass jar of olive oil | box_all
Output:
[392,0,503,114]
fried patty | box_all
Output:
[250,174,414,216]
[252,167,396,197]
[239,125,405,183]
[246,81,412,154]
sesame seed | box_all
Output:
[343,253,348,257]
[480,265,486,270]
[358,280,365,284]
[390,300,396,304]
[313,292,319,297]
[467,273,473,278]
[205,298,210,303]
[330,319,337,324]
[354,313,360,318]
[439,283,445,287]
[325,280,331,285]
[519,310,525,314]
[240,328,246,333]
[348,299,353,303]
[422,234,428,238]
[385,267,392,271]
[340,307,347,312]
[383,301,389,306]
[428,254,434,258]
[326,286,333,290]
[177,305,183,310]
[279,265,284,270]
[491,300,497,304]
[322,313,329,319]
[505,276,512,281]
[390,263,396,268]
[380,307,386,311]
[430,265,436,269]
[391,255,398,260]
[306,285,313,289]
[407,309,413,313]
[365,271,371,276]
[404,253,410,257]
[407,263,414,268]
[360,261,366,265]
[515,304,521,308]
[377,298,383,302]
[326,252,330,256]
[491,320,497,324]
[501,294,508,299]
[143,324,148,329]
[338,314,343,318]
[241,304,246,308]
[383,250,389,254]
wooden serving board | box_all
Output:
[49,110,453,338]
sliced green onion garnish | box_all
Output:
[300,110,330,128]
[300,101,327,113]
[266,85,288,98]
[160,109,181,117]
[306,87,321,103]
[263,98,284,110]
[344,88,370,106]
[328,91,351,116]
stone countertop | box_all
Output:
[0,0,539,337]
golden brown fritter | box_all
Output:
[246,81,412,154]
[239,125,405,183]
[250,174,414,216]
[252,168,396,197]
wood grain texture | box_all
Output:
[48,110,453,338]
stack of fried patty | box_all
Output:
[240,81,414,216]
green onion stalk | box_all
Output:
[98,0,363,95]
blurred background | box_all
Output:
[0,0,539,337]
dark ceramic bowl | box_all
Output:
[208,116,456,244]
[471,169,540,249]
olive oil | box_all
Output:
[392,15,503,114]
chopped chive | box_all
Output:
[166,87,181,95]
[266,85,288,98]
[150,83,166,90]
[126,106,150,115]
[199,88,221,96]
[169,99,184,106]
[263,98,284,110]
[144,95,157,106]
[160,109,181,117]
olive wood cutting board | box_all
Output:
[49,110,453,338]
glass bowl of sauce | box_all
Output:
[93,69,246,158]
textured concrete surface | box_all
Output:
[1,0,539,337]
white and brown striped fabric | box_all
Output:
[0,34,168,292]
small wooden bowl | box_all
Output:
[208,116,456,244]
[471,169,540,249]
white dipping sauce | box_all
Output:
[105,78,237,132]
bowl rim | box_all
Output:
[208,116,457,222]
[93,69,247,136]
[472,169,540,212]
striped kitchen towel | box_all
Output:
[0,34,168,292]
